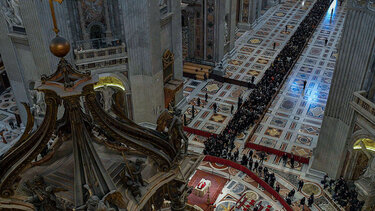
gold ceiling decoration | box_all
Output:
[353,138,375,152]
[94,76,125,91]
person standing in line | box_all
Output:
[275,184,280,193]
[290,153,295,169]
[308,193,314,207]
[298,180,305,191]
[191,105,195,118]
[282,153,288,167]
[325,38,328,46]
[249,149,254,158]
[285,24,288,32]
[300,197,306,210]
[259,151,266,165]
[231,104,234,114]
[213,103,217,113]
[248,157,253,170]
[205,93,208,102]
[273,42,276,50]
[197,97,201,107]
[254,160,259,171]
[303,80,307,90]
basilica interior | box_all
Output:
[0,0,375,210]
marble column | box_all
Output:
[0,16,30,124]
[170,0,183,81]
[103,0,113,37]
[309,0,375,179]
[213,0,226,63]
[238,0,258,30]
[0,0,73,124]
[120,0,165,124]
[228,0,238,52]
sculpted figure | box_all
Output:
[359,140,375,183]
[1,0,23,27]
[168,110,189,154]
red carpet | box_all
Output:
[187,169,228,210]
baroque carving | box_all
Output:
[358,141,375,183]
[0,0,23,28]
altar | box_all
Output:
[193,178,211,197]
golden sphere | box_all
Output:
[49,36,70,57]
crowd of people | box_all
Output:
[200,0,343,209]
[321,175,364,210]
[204,0,331,159]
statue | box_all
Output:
[0,0,23,27]
[159,0,167,7]
[29,81,46,117]
[359,141,375,183]
[120,156,146,201]
[168,109,189,155]
[101,87,114,112]
[76,186,126,210]
[156,109,189,155]
[23,175,66,211]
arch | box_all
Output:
[344,130,375,179]
[353,138,375,152]
[93,73,133,119]
[93,73,131,92]
[88,22,106,39]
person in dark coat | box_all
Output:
[282,153,288,167]
[308,193,314,207]
[275,184,280,193]
[213,103,217,113]
[253,160,259,171]
[298,180,304,191]
[300,197,306,209]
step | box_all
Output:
[184,62,212,70]
[183,68,208,76]
[183,65,211,73]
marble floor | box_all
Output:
[246,0,346,175]
[0,88,24,156]
[181,0,347,210]
[188,160,337,211]
[181,0,321,154]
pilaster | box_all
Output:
[121,0,165,124]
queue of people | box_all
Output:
[203,0,331,164]
[201,0,338,209]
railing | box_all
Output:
[351,91,375,123]
[75,37,123,51]
[74,43,128,71]
[203,155,293,211]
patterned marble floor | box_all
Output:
[183,0,347,209]
[0,88,24,156]
[181,0,321,154]
[246,0,346,175]
[189,160,337,210]
[227,0,317,84]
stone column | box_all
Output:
[76,2,90,48]
[0,16,30,124]
[257,0,262,20]
[213,0,226,63]
[103,0,113,37]
[238,0,257,30]
[121,0,165,124]
[309,0,375,179]
[228,0,238,52]
[171,0,183,80]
